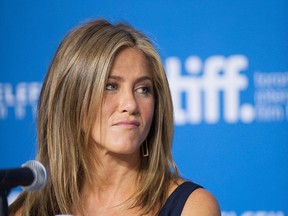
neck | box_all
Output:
[80,149,141,211]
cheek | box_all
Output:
[91,114,101,141]
[91,100,113,141]
[143,101,155,140]
[143,100,155,125]
[101,97,115,120]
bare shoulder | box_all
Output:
[181,187,221,216]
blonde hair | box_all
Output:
[9,19,178,216]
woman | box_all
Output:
[9,19,220,215]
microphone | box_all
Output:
[0,160,48,192]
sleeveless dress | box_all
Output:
[158,181,202,216]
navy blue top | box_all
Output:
[158,181,202,216]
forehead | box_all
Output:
[110,48,152,78]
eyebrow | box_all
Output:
[108,75,153,83]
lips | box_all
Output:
[113,120,140,127]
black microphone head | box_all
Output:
[21,160,48,192]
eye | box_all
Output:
[105,83,118,91]
[136,86,153,95]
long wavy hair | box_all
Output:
[9,19,178,216]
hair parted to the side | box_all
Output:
[9,19,179,216]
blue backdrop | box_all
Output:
[1,1,287,215]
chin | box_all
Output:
[109,144,141,156]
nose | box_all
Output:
[118,89,139,115]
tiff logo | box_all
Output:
[165,55,255,125]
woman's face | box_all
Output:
[91,48,155,157]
